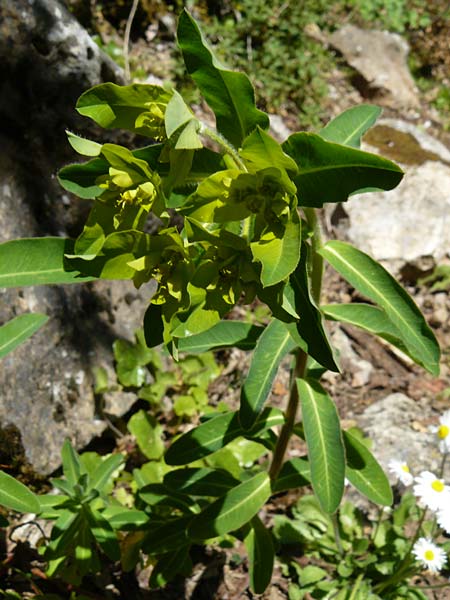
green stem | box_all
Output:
[348,573,364,600]
[439,451,448,478]
[269,349,307,481]
[373,508,427,595]
[200,125,247,171]
[331,513,344,557]
[415,582,450,590]
[371,506,384,543]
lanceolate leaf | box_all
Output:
[290,244,339,372]
[85,507,121,561]
[320,241,440,375]
[272,457,311,493]
[282,133,403,207]
[0,313,49,359]
[319,105,382,148]
[165,408,284,466]
[188,472,271,539]
[240,126,298,176]
[0,238,96,287]
[0,470,41,514]
[177,320,263,353]
[322,303,412,361]
[297,378,345,513]
[177,10,269,147]
[142,516,191,555]
[344,431,393,506]
[239,319,296,430]
[244,515,275,594]
[163,468,239,497]
[88,453,124,493]
[61,439,82,488]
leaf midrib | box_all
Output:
[303,384,332,507]
[323,244,434,364]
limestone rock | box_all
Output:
[329,25,419,109]
[332,120,450,275]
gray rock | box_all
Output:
[329,25,419,109]
[0,1,150,474]
[357,393,441,477]
[334,120,450,275]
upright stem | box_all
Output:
[123,0,140,83]
[269,349,307,481]
[200,125,247,172]
[269,208,323,481]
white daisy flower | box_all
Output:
[430,410,450,454]
[413,471,450,512]
[437,508,450,535]
[412,537,447,573]
[388,459,413,486]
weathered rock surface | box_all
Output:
[0,0,148,474]
[329,25,420,109]
[358,393,442,477]
[330,119,450,275]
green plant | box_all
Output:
[0,9,441,594]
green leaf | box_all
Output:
[188,472,271,539]
[0,313,49,359]
[239,319,296,430]
[128,410,164,460]
[282,133,403,207]
[319,105,382,148]
[88,453,124,493]
[0,470,41,514]
[319,241,440,375]
[177,320,263,353]
[177,10,269,147]
[165,408,284,466]
[297,378,345,513]
[240,126,298,176]
[272,458,311,493]
[76,82,172,135]
[142,516,191,554]
[0,238,96,287]
[149,547,192,588]
[244,515,274,594]
[66,131,102,156]
[165,90,202,149]
[61,439,82,488]
[322,303,412,361]
[105,507,149,530]
[85,507,120,561]
[250,215,301,287]
[164,468,239,497]
[290,244,339,372]
[344,431,393,506]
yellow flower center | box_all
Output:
[425,550,435,561]
[401,464,410,473]
[438,425,449,439]
[431,480,445,492]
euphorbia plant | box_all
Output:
[0,9,440,593]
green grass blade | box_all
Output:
[188,472,271,539]
[297,378,345,513]
[320,241,440,375]
[0,313,48,358]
